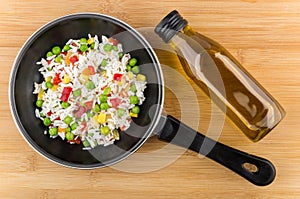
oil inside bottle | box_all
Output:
[169,25,285,141]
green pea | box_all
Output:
[65,132,74,141]
[90,42,95,49]
[117,108,125,117]
[36,100,43,108]
[83,139,90,147]
[100,103,109,110]
[46,51,54,58]
[131,106,140,114]
[66,127,71,132]
[45,81,53,89]
[101,59,108,67]
[99,94,108,103]
[64,116,73,125]
[55,55,62,63]
[130,96,139,104]
[73,89,81,97]
[80,38,87,44]
[131,66,140,74]
[118,52,123,59]
[80,44,88,52]
[130,84,137,92]
[87,111,94,118]
[63,45,70,51]
[126,65,131,71]
[103,87,111,95]
[129,58,137,66]
[100,126,110,136]
[43,118,51,126]
[93,104,101,113]
[112,45,118,51]
[52,46,61,55]
[49,127,58,136]
[103,43,112,52]
[86,81,95,90]
[61,102,70,109]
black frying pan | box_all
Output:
[9,13,275,186]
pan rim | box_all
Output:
[8,12,164,169]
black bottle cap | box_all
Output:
[155,10,188,43]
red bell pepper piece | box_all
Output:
[53,73,61,85]
[60,87,72,102]
[87,65,96,75]
[85,101,93,110]
[113,73,123,81]
[70,55,78,65]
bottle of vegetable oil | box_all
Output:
[155,10,285,141]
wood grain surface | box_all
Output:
[1,0,300,198]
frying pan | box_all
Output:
[9,13,275,186]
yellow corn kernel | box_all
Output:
[38,90,44,100]
[58,127,66,133]
[81,74,89,81]
[128,71,134,80]
[87,38,94,45]
[136,74,146,82]
[130,112,138,118]
[45,76,51,82]
[51,85,58,91]
[97,112,107,124]
[63,74,70,84]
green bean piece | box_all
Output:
[86,80,95,90]
[130,84,137,92]
[101,59,108,67]
[73,89,81,97]
[83,139,90,147]
[118,52,123,59]
[90,42,95,49]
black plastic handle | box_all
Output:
[157,115,276,186]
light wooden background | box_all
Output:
[1,0,300,198]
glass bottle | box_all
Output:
[155,10,285,142]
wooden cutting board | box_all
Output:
[1,0,300,198]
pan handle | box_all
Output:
[157,115,276,186]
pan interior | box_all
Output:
[10,13,163,168]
